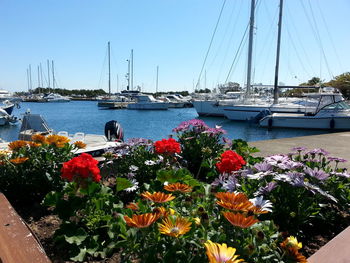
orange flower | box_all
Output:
[223,212,259,228]
[8,140,29,150]
[280,237,307,263]
[164,182,192,193]
[159,217,191,237]
[124,213,158,228]
[215,192,249,204]
[31,134,47,144]
[10,157,29,164]
[74,141,86,149]
[247,205,270,215]
[204,240,244,263]
[46,135,70,148]
[285,248,307,263]
[27,141,42,148]
[217,200,253,212]
[141,191,175,203]
[126,202,139,210]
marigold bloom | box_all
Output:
[126,202,139,210]
[141,191,175,203]
[215,192,249,204]
[31,134,47,144]
[74,141,87,149]
[154,138,181,155]
[164,182,192,193]
[124,213,158,228]
[8,140,29,150]
[216,150,246,174]
[204,240,244,263]
[223,212,259,228]
[61,153,101,182]
[46,135,70,148]
[10,157,29,164]
[159,217,191,237]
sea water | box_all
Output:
[0,101,327,142]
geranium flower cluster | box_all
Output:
[216,150,246,174]
[61,153,101,182]
[154,138,181,155]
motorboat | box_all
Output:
[127,94,169,110]
[162,94,192,108]
[0,108,17,126]
[259,93,350,130]
[1,100,16,115]
[43,93,70,102]
[0,89,21,103]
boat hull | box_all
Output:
[192,100,226,117]
[127,102,169,110]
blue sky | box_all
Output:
[0,0,349,93]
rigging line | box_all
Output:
[216,0,244,83]
[316,1,344,73]
[195,0,227,88]
[207,0,238,72]
[285,3,315,74]
[224,23,249,83]
[307,0,333,79]
[97,45,108,91]
[285,21,312,78]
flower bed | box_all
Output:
[0,119,349,262]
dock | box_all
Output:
[97,101,131,109]
[250,131,350,170]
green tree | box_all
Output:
[326,72,350,98]
[299,77,322,86]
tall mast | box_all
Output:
[52,60,55,90]
[29,64,32,91]
[273,0,283,104]
[108,41,111,97]
[156,65,159,94]
[47,59,51,89]
[37,65,40,91]
[127,59,130,91]
[246,0,255,97]
[131,49,134,90]
[27,68,30,91]
[40,63,44,89]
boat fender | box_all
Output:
[268,118,273,128]
[330,119,335,129]
[104,120,124,142]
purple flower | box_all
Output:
[304,167,330,180]
[211,174,227,187]
[254,182,277,196]
[222,137,232,146]
[265,155,290,166]
[172,119,209,133]
[328,156,347,163]
[222,176,240,192]
[126,138,153,147]
[247,172,272,180]
[202,127,227,136]
[331,172,350,178]
[307,148,330,156]
[291,146,307,152]
[277,160,303,170]
[254,162,273,172]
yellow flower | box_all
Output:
[204,240,244,263]
[10,157,29,164]
[194,217,201,225]
[141,191,175,203]
[280,236,306,263]
[164,182,192,193]
[223,212,259,228]
[27,141,42,148]
[8,140,29,150]
[159,217,191,237]
[74,141,86,149]
[281,236,302,250]
[31,134,47,144]
[46,135,70,148]
[124,213,158,228]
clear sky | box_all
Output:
[0,0,349,94]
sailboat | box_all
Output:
[222,0,335,121]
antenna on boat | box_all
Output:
[273,0,283,104]
[246,0,255,98]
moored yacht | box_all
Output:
[43,93,70,102]
[127,94,169,110]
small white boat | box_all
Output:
[44,93,70,102]
[127,94,169,110]
[0,108,17,126]
[259,93,350,130]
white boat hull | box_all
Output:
[192,100,226,117]
[127,102,169,110]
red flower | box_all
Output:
[61,153,101,182]
[216,150,245,174]
[154,138,181,155]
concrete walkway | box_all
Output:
[250,131,350,170]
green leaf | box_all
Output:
[42,191,61,207]
[116,177,133,192]
[64,227,88,245]
[70,248,87,262]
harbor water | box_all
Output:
[0,101,328,143]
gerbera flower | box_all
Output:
[215,192,249,204]
[280,236,302,250]
[126,202,139,210]
[10,157,29,164]
[164,183,192,193]
[124,213,158,228]
[248,196,273,213]
[204,240,244,263]
[8,140,29,150]
[31,134,47,144]
[223,212,259,228]
[74,141,86,149]
[46,135,70,148]
[217,200,253,212]
[27,141,41,148]
[158,217,191,237]
[141,191,175,203]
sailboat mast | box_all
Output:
[131,49,134,90]
[273,0,283,104]
[27,68,30,92]
[40,63,44,90]
[246,0,255,97]
[108,41,111,97]
[47,60,51,89]
[29,64,32,91]
[52,60,55,90]
[156,66,159,94]
[37,65,40,90]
